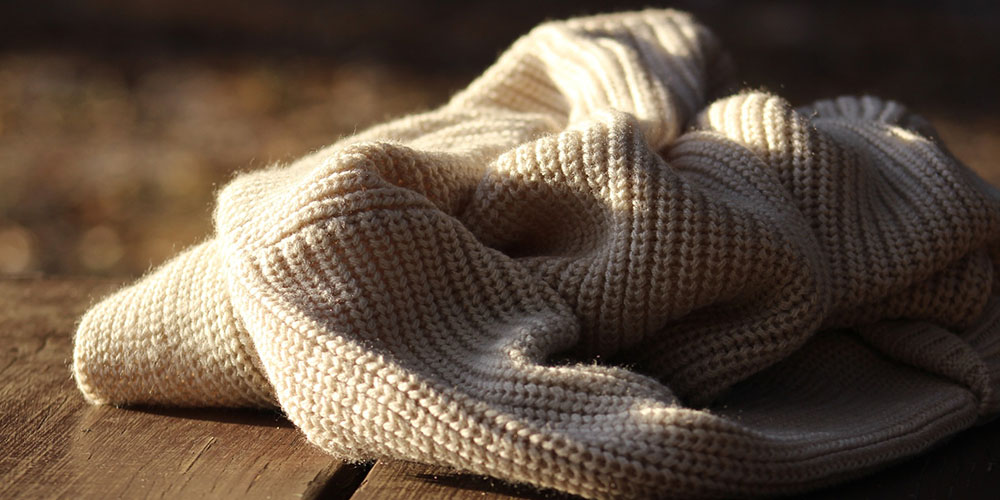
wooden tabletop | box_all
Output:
[2,277,1000,499]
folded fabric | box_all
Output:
[73,9,1000,499]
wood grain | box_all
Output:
[4,277,1000,499]
[0,277,365,500]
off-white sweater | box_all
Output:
[74,9,1000,499]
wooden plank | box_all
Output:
[0,277,368,500]
[4,276,1000,499]
[350,460,575,500]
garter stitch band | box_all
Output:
[74,9,1000,499]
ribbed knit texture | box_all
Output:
[73,10,1000,499]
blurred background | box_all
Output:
[1,0,998,276]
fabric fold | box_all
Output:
[74,239,274,408]
[74,9,1000,499]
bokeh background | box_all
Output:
[2,0,998,276]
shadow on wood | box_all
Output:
[126,406,295,429]
[414,470,580,499]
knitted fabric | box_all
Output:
[74,10,1000,499]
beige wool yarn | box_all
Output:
[74,9,1000,499]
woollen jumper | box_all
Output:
[74,9,1000,500]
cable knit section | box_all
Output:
[73,9,1000,499]
[450,9,733,149]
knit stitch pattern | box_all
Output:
[74,10,1000,499]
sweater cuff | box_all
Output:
[857,296,1000,420]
